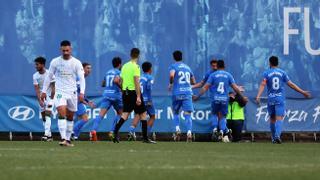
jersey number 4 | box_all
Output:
[217,82,225,94]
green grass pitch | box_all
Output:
[1,141,320,180]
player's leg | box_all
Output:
[146,105,156,138]
[172,97,182,141]
[182,97,194,142]
[73,103,88,140]
[218,102,230,143]
[111,99,123,133]
[54,93,68,144]
[63,94,78,146]
[210,102,220,141]
[274,103,285,144]
[268,104,277,143]
[128,114,139,141]
[90,99,110,141]
[112,92,134,143]
[43,98,54,141]
[39,105,47,140]
[134,97,154,143]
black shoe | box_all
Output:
[274,138,282,144]
[142,138,156,144]
[112,133,120,143]
[212,130,219,142]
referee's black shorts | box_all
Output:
[122,90,146,114]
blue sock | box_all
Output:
[210,114,218,130]
[129,125,135,134]
[275,120,283,139]
[270,122,276,141]
[147,125,152,133]
[184,114,192,132]
[219,117,228,133]
[92,115,103,131]
[73,119,87,137]
[173,114,180,130]
[111,115,120,132]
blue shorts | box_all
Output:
[267,102,285,117]
[145,102,156,116]
[76,103,87,116]
[100,97,123,112]
[172,95,194,113]
[211,101,228,116]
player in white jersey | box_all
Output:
[33,57,55,141]
[41,40,85,147]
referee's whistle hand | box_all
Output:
[136,97,142,105]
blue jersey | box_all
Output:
[140,73,153,103]
[206,70,235,102]
[169,62,194,96]
[103,68,121,99]
[263,68,290,104]
[202,70,215,83]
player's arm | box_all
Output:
[192,80,205,89]
[49,82,55,99]
[41,62,55,101]
[287,81,311,98]
[114,76,121,89]
[193,83,210,101]
[255,79,266,104]
[76,62,86,102]
[101,77,106,87]
[190,76,196,85]
[168,70,175,91]
[133,65,142,105]
[231,83,245,101]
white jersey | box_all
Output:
[33,69,54,95]
[43,56,85,95]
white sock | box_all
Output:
[66,121,74,141]
[58,119,67,140]
[175,126,180,132]
[45,116,52,137]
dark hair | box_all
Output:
[130,48,140,58]
[60,40,71,47]
[269,56,279,66]
[210,59,218,65]
[142,61,152,73]
[112,57,122,68]
[82,62,91,68]
[217,59,225,68]
[34,56,46,65]
[173,50,182,61]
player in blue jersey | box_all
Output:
[192,59,217,89]
[193,60,244,143]
[90,57,123,141]
[169,50,196,142]
[128,61,156,141]
[256,56,310,144]
[72,63,95,140]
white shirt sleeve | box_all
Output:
[42,60,56,93]
[76,61,85,94]
[33,74,38,85]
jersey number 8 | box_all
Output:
[272,77,280,90]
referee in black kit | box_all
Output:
[112,48,156,144]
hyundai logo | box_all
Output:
[8,106,35,121]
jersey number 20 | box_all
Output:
[178,71,190,84]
